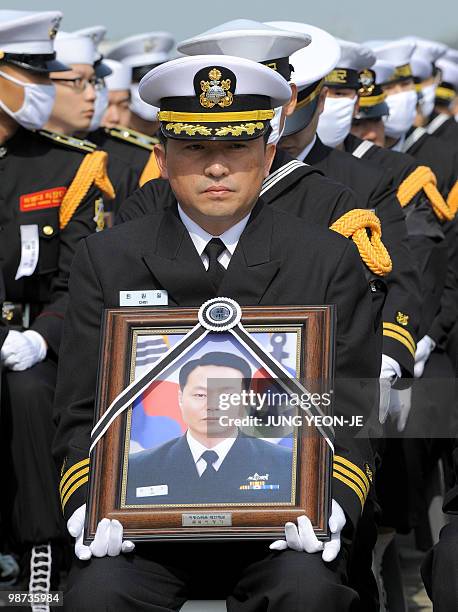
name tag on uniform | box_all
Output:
[15,225,39,280]
[136,485,168,498]
[119,290,168,307]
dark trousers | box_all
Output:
[64,541,359,611]
[1,358,65,547]
[421,517,458,611]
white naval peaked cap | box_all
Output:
[404,36,447,79]
[107,32,175,68]
[54,31,96,66]
[104,59,132,90]
[139,54,292,108]
[0,9,62,55]
[445,48,458,64]
[73,25,107,50]
[267,21,340,89]
[177,19,310,64]
[436,58,458,88]
[335,39,375,70]
[372,60,397,85]
[366,39,416,66]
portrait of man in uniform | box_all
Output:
[125,351,295,506]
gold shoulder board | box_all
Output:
[106,126,159,151]
[37,129,97,153]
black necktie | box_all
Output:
[200,450,219,480]
[203,238,226,290]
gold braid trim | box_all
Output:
[139,151,161,187]
[59,151,115,230]
[447,180,458,216]
[397,166,454,222]
[330,209,392,276]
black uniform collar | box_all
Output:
[302,136,333,165]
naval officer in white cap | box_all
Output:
[54,53,380,611]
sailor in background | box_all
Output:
[0,9,114,601]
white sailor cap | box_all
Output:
[445,48,458,64]
[0,9,68,72]
[403,36,447,80]
[139,54,292,141]
[366,40,416,83]
[54,31,96,67]
[106,32,175,70]
[178,19,310,81]
[435,58,458,98]
[323,39,375,88]
[71,25,112,77]
[265,21,339,135]
[372,59,397,85]
[104,59,132,91]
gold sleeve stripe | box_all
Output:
[60,467,89,501]
[383,323,416,352]
[61,475,89,511]
[59,151,115,230]
[383,330,415,357]
[330,209,392,276]
[60,458,89,491]
[333,471,365,509]
[334,455,371,491]
[333,464,368,500]
[139,151,161,187]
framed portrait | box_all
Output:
[85,300,335,543]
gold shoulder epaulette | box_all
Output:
[106,126,159,151]
[59,150,115,230]
[139,151,161,186]
[37,129,97,153]
[397,166,454,222]
[330,209,392,276]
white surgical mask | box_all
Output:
[268,105,285,145]
[0,70,55,130]
[130,83,159,122]
[383,90,418,139]
[420,83,437,119]
[89,85,109,132]
[317,96,357,148]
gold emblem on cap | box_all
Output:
[200,68,233,109]
[358,69,375,96]
[48,16,61,40]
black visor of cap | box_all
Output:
[132,63,162,82]
[94,58,112,78]
[2,52,70,73]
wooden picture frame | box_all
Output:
[85,304,335,543]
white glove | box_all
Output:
[67,504,135,561]
[388,387,412,432]
[0,330,47,371]
[379,355,402,424]
[269,499,346,562]
[414,335,435,378]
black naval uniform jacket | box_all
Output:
[126,432,293,505]
[425,111,458,146]
[304,137,421,377]
[90,127,158,191]
[54,201,380,534]
[344,134,453,344]
[0,128,112,355]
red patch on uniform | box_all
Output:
[20,187,67,212]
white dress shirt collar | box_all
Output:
[177,204,250,259]
[297,135,317,162]
[186,430,237,476]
